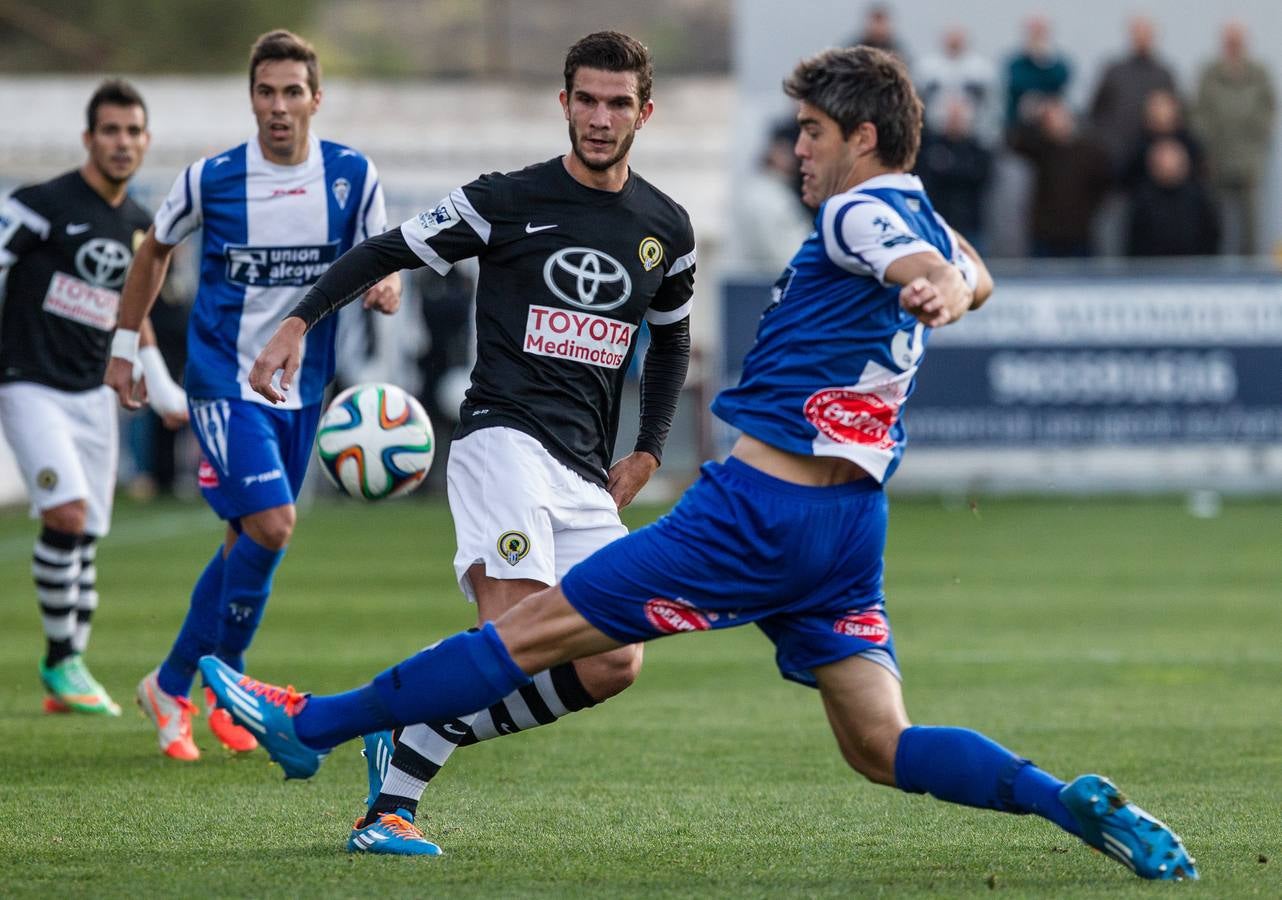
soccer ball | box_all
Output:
[316,383,434,501]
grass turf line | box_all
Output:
[0,494,1278,897]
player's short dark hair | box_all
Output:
[563,31,653,106]
[249,29,321,94]
[784,45,922,170]
[86,79,147,132]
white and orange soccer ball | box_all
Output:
[316,383,434,501]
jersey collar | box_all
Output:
[848,172,924,194]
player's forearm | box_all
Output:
[925,261,974,321]
[116,230,173,331]
[953,231,994,309]
[634,318,691,463]
[289,229,420,331]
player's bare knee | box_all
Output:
[42,500,87,536]
[242,505,295,550]
[574,643,642,701]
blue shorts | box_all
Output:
[561,456,898,687]
[189,397,320,523]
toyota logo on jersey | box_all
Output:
[542,246,632,311]
[74,238,131,288]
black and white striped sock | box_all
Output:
[72,536,98,655]
[368,663,597,822]
[33,527,81,668]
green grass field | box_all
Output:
[0,492,1279,897]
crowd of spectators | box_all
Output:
[744,6,1277,262]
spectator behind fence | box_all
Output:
[1009,97,1112,257]
[1126,138,1220,257]
[1004,15,1071,133]
[1089,16,1177,172]
[1122,88,1205,188]
[733,120,812,275]
[848,4,908,63]
[1193,21,1277,255]
[917,97,992,249]
[917,26,999,146]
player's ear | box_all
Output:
[311,87,323,113]
[82,128,93,152]
[635,98,654,130]
[558,89,570,120]
[851,121,878,156]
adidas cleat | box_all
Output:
[204,687,259,753]
[198,655,327,780]
[348,809,442,856]
[1060,774,1198,880]
[362,731,395,807]
[137,668,199,761]
[40,655,121,716]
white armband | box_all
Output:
[110,328,140,364]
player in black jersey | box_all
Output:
[250,32,695,855]
[0,80,186,716]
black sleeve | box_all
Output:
[289,227,422,329]
[634,316,691,464]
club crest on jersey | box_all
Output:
[224,241,340,287]
[36,468,58,490]
[804,387,900,448]
[644,598,711,634]
[638,236,664,272]
[833,609,889,644]
[498,531,530,566]
[331,177,351,210]
[543,247,632,311]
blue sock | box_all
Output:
[894,725,1082,838]
[158,546,226,697]
[295,623,531,749]
[215,534,284,673]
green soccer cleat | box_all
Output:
[39,655,121,716]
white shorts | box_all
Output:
[0,382,118,535]
[447,426,628,603]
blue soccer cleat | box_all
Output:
[362,730,395,806]
[348,808,443,856]
[1060,774,1198,880]
[197,655,328,780]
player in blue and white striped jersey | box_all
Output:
[104,30,402,763]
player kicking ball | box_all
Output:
[203,46,1196,880]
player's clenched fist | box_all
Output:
[250,317,307,404]
[899,270,970,328]
[361,272,402,314]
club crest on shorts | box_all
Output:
[833,609,889,644]
[638,236,663,272]
[644,598,711,634]
[331,177,351,210]
[498,531,530,566]
[36,467,58,490]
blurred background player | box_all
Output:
[209,45,1196,882]
[249,30,695,856]
[0,79,186,716]
[104,30,401,761]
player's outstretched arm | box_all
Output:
[886,251,974,329]
[105,227,176,410]
[952,228,993,309]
